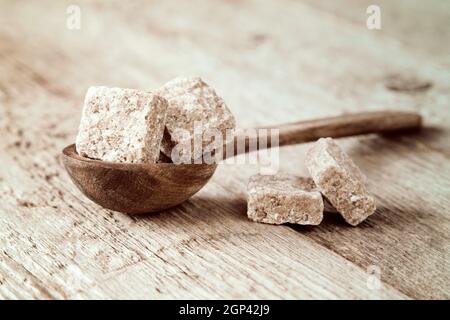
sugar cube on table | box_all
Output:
[76,86,168,163]
[157,76,236,161]
[305,137,376,226]
[247,174,324,225]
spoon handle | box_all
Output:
[271,110,421,146]
[225,110,421,158]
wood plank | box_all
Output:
[302,0,450,67]
[0,0,448,299]
[1,141,407,299]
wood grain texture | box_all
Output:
[0,0,448,299]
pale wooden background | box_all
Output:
[0,0,449,299]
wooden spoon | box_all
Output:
[61,110,421,214]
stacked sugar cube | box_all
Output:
[76,77,235,164]
[76,87,168,163]
[157,77,236,161]
[247,138,376,226]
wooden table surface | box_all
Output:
[1,0,449,299]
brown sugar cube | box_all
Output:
[76,86,168,163]
[305,137,376,226]
[247,174,324,225]
[157,76,235,160]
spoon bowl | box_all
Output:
[61,144,218,214]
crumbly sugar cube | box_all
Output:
[305,137,376,226]
[157,76,235,160]
[247,174,324,225]
[76,86,168,163]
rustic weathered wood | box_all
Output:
[0,0,448,299]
